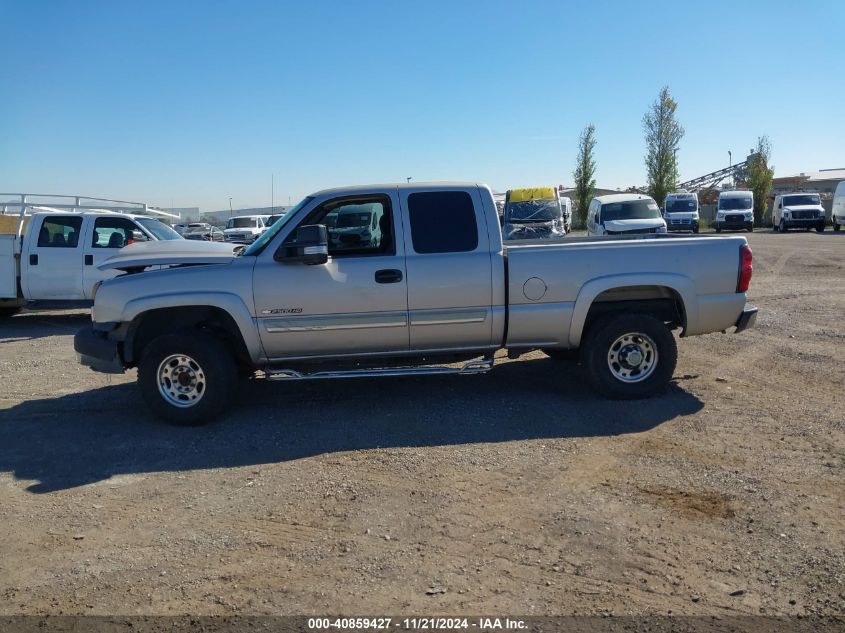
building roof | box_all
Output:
[774,168,845,182]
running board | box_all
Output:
[265,357,493,381]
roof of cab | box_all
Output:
[595,193,655,204]
[719,190,753,198]
[310,182,486,197]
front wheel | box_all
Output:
[816,223,825,233]
[138,331,238,425]
[779,219,787,233]
[581,314,677,399]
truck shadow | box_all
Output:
[0,359,703,493]
[0,309,90,342]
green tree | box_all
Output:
[643,86,684,207]
[572,124,597,228]
[745,136,774,226]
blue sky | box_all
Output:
[2,0,843,211]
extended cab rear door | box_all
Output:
[397,186,496,352]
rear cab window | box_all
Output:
[407,191,478,254]
[37,216,83,247]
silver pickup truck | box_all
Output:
[75,183,757,424]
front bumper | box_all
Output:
[734,304,758,334]
[666,219,699,232]
[74,326,125,374]
[717,218,753,231]
[783,218,824,229]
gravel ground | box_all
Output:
[0,230,843,618]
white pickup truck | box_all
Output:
[75,182,757,424]
[0,198,187,316]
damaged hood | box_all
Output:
[603,218,666,233]
[98,239,239,271]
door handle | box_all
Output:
[85,255,93,266]
[29,254,38,266]
[374,269,403,284]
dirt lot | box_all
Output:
[0,230,843,618]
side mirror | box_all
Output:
[275,224,329,265]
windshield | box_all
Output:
[783,194,820,207]
[227,217,258,229]
[665,198,697,213]
[243,197,313,256]
[719,197,753,210]
[601,199,661,222]
[505,199,561,222]
[336,212,372,228]
[267,214,286,225]
[136,217,183,240]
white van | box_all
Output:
[586,194,667,236]
[663,191,700,233]
[223,215,270,244]
[832,181,845,231]
[772,193,826,233]
[715,190,754,232]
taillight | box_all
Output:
[737,244,752,292]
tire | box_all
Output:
[748,225,754,232]
[581,314,677,400]
[715,226,722,233]
[834,221,841,232]
[816,224,825,233]
[779,219,787,233]
[772,223,778,232]
[0,307,21,318]
[138,330,238,425]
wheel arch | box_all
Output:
[122,294,261,366]
[568,274,696,348]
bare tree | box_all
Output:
[643,86,684,207]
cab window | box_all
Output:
[408,191,478,254]
[291,195,394,257]
[92,217,150,248]
[37,216,83,248]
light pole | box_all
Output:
[728,151,732,188]
[406,177,412,183]
[228,197,233,219]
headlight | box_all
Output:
[717,211,725,217]
[656,225,668,233]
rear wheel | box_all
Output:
[138,330,237,425]
[582,314,677,399]
[834,220,841,231]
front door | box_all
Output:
[253,191,409,360]
[22,215,85,300]
[81,216,151,299]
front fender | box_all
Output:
[567,273,697,348]
[122,291,264,363]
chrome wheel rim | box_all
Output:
[157,354,206,408]
[607,332,658,383]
